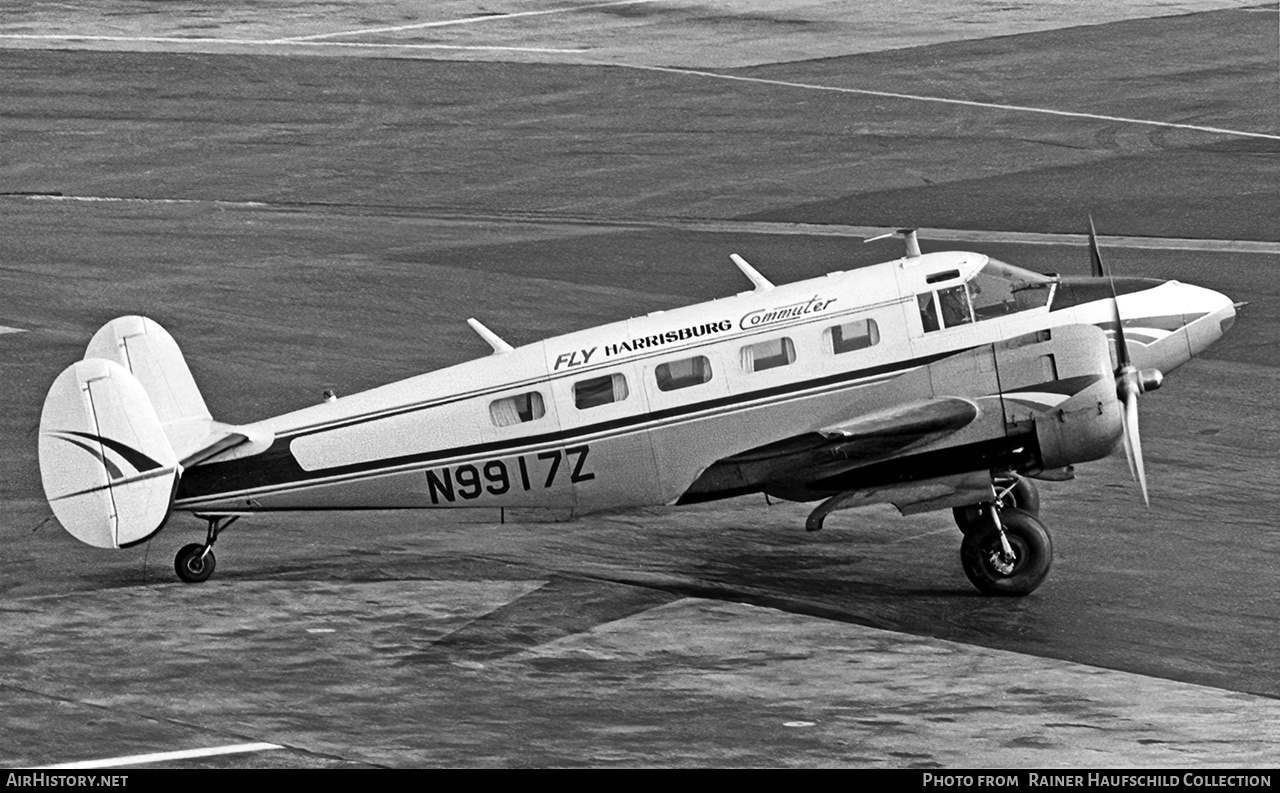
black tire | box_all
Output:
[959,507,1052,596]
[175,543,216,584]
[953,476,1040,533]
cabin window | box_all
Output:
[655,356,712,392]
[489,391,546,427]
[574,373,629,410]
[741,337,795,372]
[828,319,880,354]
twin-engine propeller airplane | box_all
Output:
[38,222,1237,595]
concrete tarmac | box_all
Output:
[1,1,1277,769]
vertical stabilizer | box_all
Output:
[39,358,180,548]
[84,316,213,457]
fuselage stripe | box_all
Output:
[177,350,954,505]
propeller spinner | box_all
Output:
[1088,216,1164,506]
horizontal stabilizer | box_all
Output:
[39,359,180,549]
[178,421,274,467]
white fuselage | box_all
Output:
[174,251,1235,516]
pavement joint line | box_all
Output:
[268,0,667,42]
[28,742,284,769]
[0,35,271,45]
[8,195,1276,254]
[0,35,588,54]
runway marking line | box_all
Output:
[31,742,284,770]
[0,326,26,335]
[270,0,667,42]
[611,63,1280,143]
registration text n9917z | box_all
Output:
[424,445,595,504]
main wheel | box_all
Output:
[175,543,216,583]
[959,507,1052,596]
[953,475,1040,533]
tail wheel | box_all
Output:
[953,475,1039,534]
[960,507,1053,596]
[175,543,216,584]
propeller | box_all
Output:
[1088,216,1164,506]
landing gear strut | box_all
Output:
[953,474,1039,534]
[958,504,1053,596]
[174,515,238,584]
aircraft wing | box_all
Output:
[679,324,1120,509]
[682,396,982,503]
[817,397,979,442]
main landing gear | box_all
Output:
[174,515,238,584]
[953,476,1053,596]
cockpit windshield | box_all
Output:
[969,258,1055,320]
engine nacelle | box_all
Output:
[1034,375,1124,470]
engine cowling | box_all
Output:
[1034,375,1124,470]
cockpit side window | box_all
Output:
[918,293,940,333]
[919,286,973,332]
[938,284,973,327]
[970,259,1054,320]
[919,259,1052,334]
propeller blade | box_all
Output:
[1119,390,1138,481]
[1091,216,1132,368]
[1092,216,1152,506]
[1087,215,1106,278]
[1094,216,1152,507]
[1121,386,1150,508]
[1110,285,1132,369]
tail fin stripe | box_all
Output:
[50,434,125,481]
[58,430,165,473]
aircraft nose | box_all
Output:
[1184,283,1237,358]
[1118,281,1236,374]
